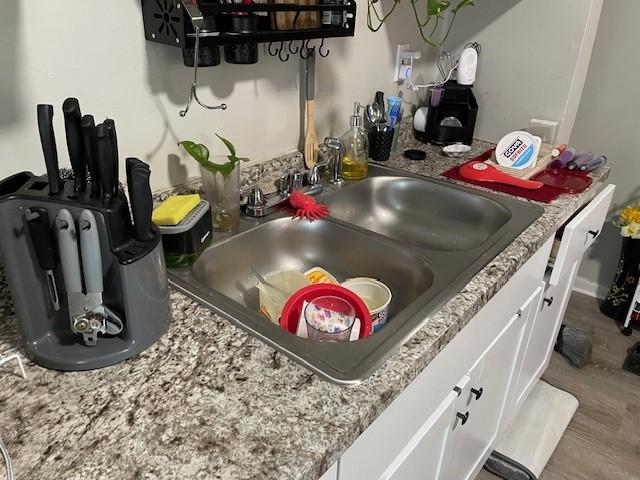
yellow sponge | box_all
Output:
[152,194,201,226]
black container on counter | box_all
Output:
[369,128,394,162]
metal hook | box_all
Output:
[278,40,290,62]
[268,42,279,56]
[300,40,312,59]
[318,38,330,57]
[179,25,227,117]
[288,40,299,55]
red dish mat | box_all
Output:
[441,149,592,203]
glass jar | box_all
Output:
[200,156,241,233]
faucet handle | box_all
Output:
[246,186,266,208]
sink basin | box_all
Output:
[323,176,512,251]
[168,163,544,384]
[191,217,434,318]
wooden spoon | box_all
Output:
[304,48,318,168]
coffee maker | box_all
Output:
[415,80,478,146]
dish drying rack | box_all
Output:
[486,144,554,179]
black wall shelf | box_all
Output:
[142,0,356,52]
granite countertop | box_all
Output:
[0,126,610,480]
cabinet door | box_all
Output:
[379,384,466,480]
[443,303,531,480]
[504,284,547,420]
[549,184,615,286]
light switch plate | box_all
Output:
[394,44,411,83]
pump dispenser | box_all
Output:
[341,102,369,180]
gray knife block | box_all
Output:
[0,172,170,371]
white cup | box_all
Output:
[342,278,392,332]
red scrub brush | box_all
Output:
[289,190,329,221]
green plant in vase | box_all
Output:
[179,134,249,232]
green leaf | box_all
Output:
[178,141,210,167]
[427,0,450,16]
[452,0,474,14]
[215,134,236,157]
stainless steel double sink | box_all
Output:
[168,163,543,384]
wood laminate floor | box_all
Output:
[477,292,640,480]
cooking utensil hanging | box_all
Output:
[179,24,227,117]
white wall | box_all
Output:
[443,0,602,143]
[570,1,640,298]
[0,0,440,191]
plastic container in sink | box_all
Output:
[280,284,373,339]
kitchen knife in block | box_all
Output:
[62,98,87,196]
[37,104,62,195]
[126,158,154,242]
[24,207,60,311]
[96,123,115,206]
[104,119,119,198]
[81,115,101,198]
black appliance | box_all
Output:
[415,81,478,146]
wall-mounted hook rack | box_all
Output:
[142,0,356,58]
[142,0,356,116]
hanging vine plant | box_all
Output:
[367,0,475,47]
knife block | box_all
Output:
[0,172,170,371]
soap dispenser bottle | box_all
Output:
[341,102,369,180]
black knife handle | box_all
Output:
[96,123,115,206]
[81,115,101,198]
[104,119,119,197]
[25,207,57,270]
[126,158,154,242]
[36,104,61,195]
[62,98,87,196]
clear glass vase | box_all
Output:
[200,157,241,233]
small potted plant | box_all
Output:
[601,202,640,321]
[179,134,249,233]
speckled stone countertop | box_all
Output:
[0,121,610,480]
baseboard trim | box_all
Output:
[572,276,608,299]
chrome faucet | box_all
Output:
[243,167,324,218]
[319,137,345,185]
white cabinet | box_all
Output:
[441,286,541,480]
[336,186,614,480]
[378,381,467,480]
[549,184,615,287]
[339,237,551,480]
[507,184,615,421]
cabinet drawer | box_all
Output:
[549,184,615,286]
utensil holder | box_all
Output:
[224,16,259,64]
[369,128,395,162]
[0,172,170,371]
